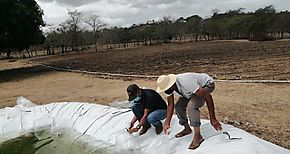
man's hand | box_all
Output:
[163,124,170,135]
[210,118,222,131]
[128,123,134,130]
[128,127,139,134]
[164,95,174,135]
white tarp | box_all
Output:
[0,98,289,154]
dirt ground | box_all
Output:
[0,40,290,150]
[30,40,290,80]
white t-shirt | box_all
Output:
[166,73,214,99]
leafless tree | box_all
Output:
[66,10,83,51]
[84,15,106,51]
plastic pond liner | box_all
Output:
[0,97,289,154]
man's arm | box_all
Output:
[129,116,137,129]
[139,108,151,126]
[195,88,222,131]
[128,116,138,134]
[128,109,151,134]
[164,94,174,134]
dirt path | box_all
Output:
[0,59,34,71]
[0,60,289,149]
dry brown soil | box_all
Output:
[0,40,290,149]
[30,40,290,80]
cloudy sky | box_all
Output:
[36,0,290,28]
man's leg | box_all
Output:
[188,82,215,149]
[131,103,144,121]
[187,94,206,149]
[131,103,149,125]
[174,97,192,138]
[147,109,166,134]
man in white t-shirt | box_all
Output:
[156,73,222,150]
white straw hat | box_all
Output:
[156,74,177,93]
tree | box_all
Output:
[219,8,248,39]
[156,16,174,43]
[173,17,187,42]
[64,10,83,51]
[274,11,290,39]
[186,15,202,41]
[57,23,70,53]
[211,9,220,17]
[84,15,106,51]
[44,25,63,55]
[128,24,143,46]
[0,0,45,58]
[249,5,276,40]
[100,28,117,50]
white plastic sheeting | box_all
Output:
[0,98,289,154]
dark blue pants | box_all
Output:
[131,103,166,128]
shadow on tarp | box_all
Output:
[0,65,54,83]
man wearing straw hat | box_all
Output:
[156,73,222,150]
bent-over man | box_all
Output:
[127,84,167,135]
[156,73,222,150]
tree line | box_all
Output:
[45,5,290,55]
[1,0,290,58]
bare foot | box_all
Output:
[175,129,192,138]
[188,136,204,150]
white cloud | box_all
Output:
[36,0,290,28]
[38,1,72,26]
